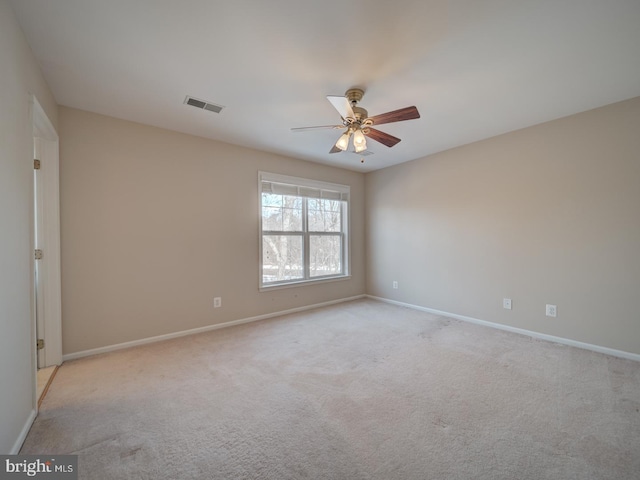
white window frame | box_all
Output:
[259,172,350,290]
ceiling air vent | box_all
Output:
[184,96,224,114]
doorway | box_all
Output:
[31,96,62,407]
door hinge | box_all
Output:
[35,249,43,260]
[34,159,41,170]
[37,339,45,350]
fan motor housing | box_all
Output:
[352,106,368,122]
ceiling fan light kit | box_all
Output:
[353,129,367,152]
[336,131,351,151]
[292,87,420,156]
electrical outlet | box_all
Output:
[214,297,222,308]
[503,298,512,310]
[545,304,557,317]
[392,281,398,289]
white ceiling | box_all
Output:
[11,0,640,172]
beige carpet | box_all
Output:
[21,299,640,479]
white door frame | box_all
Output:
[31,95,62,370]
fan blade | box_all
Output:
[329,145,342,154]
[327,95,355,120]
[368,106,420,125]
[365,128,401,147]
[291,125,343,132]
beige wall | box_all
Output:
[59,107,365,355]
[366,97,640,355]
[0,0,58,453]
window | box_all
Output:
[260,172,349,288]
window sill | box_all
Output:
[259,275,351,292]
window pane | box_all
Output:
[261,194,302,231]
[308,199,341,232]
[262,235,303,283]
[262,205,282,231]
[282,195,302,231]
[310,235,342,277]
[262,193,282,207]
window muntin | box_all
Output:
[260,173,349,288]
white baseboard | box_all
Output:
[368,295,640,362]
[63,295,367,362]
[11,409,37,454]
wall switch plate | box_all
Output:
[214,297,222,308]
[503,298,512,310]
[546,304,557,317]
[392,281,398,289]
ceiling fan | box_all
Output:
[292,88,420,154]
